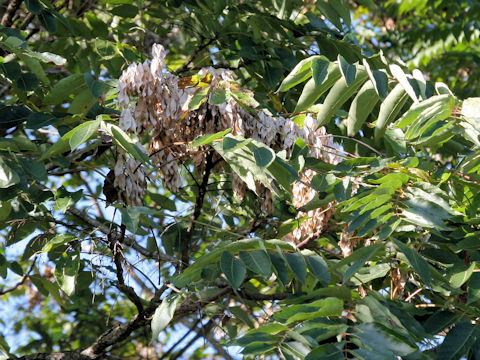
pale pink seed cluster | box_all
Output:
[116,44,340,242]
[113,144,152,206]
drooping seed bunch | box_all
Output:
[116,44,340,242]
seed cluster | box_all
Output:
[116,44,340,242]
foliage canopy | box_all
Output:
[1,0,480,359]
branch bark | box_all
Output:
[108,224,144,314]
[1,0,22,27]
[14,352,92,360]
[80,286,231,358]
[181,150,215,269]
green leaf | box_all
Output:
[38,10,57,33]
[28,51,66,65]
[18,158,47,181]
[316,69,369,127]
[40,120,97,160]
[363,59,389,98]
[111,4,138,17]
[0,253,7,279]
[85,73,106,98]
[44,73,85,105]
[55,197,74,213]
[102,122,149,164]
[285,253,307,284]
[241,342,277,356]
[346,79,380,136]
[333,243,383,270]
[353,323,417,358]
[15,72,39,91]
[41,233,76,253]
[173,239,295,287]
[212,135,281,194]
[222,137,252,152]
[55,251,80,296]
[120,206,159,233]
[294,63,342,112]
[189,87,209,110]
[306,344,344,360]
[389,64,418,102]
[236,332,278,346]
[0,61,22,80]
[311,57,330,87]
[277,55,322,92]
[68,88,96,115]
[17,54,49,86]
[437,322,478,360]
[306,255,330,284]
[402,207,451,231]
[220,251,246,288]
[190,128,232,148]
[148,192,176,212]
[29,275,64,305]
[350,263,391,285]
[393,240,431,285]
[316,1,342,30]
[338,55,356,86]
[423,311,459,334]
[270,252,288,285]
[275,297,343,323]
[449,262,475,289]
[209,89,230,105]
[0,158,19,188]
[252,146,275,168]
[25,0,43,14]
[94,39,116,59]
[277,219,305,239]
[26,112,59,129]
[239,250,272,278]
[151,293,181,343]
[0,201,12,222]
[329,0,351,27]
[69,119,100,151]
[333,177,352,203]
[343,244,382,283]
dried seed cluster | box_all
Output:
[116,44,340,242]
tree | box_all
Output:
[1,0,480,359]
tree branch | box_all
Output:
[237,290,290,301]
[181,150,215,269]
[67,207,178,263]
[175,37,217,75]
[1,0,22,27]
[80,285,230,358]
[159,318,202,360]
[170,320,215,360]
[0,257,37,295]
[107,224,144,314]
[15,352,92,360]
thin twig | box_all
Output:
[170,320,215,360]
[175,37,217,75]
[159,318,202,360]
[405,287,424,302]
[67,207,178,263]
[80,173,105,219]
[317,134,386,157]
[108,224,144,314]
[0,257,37,295]
[181,150,215,269]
